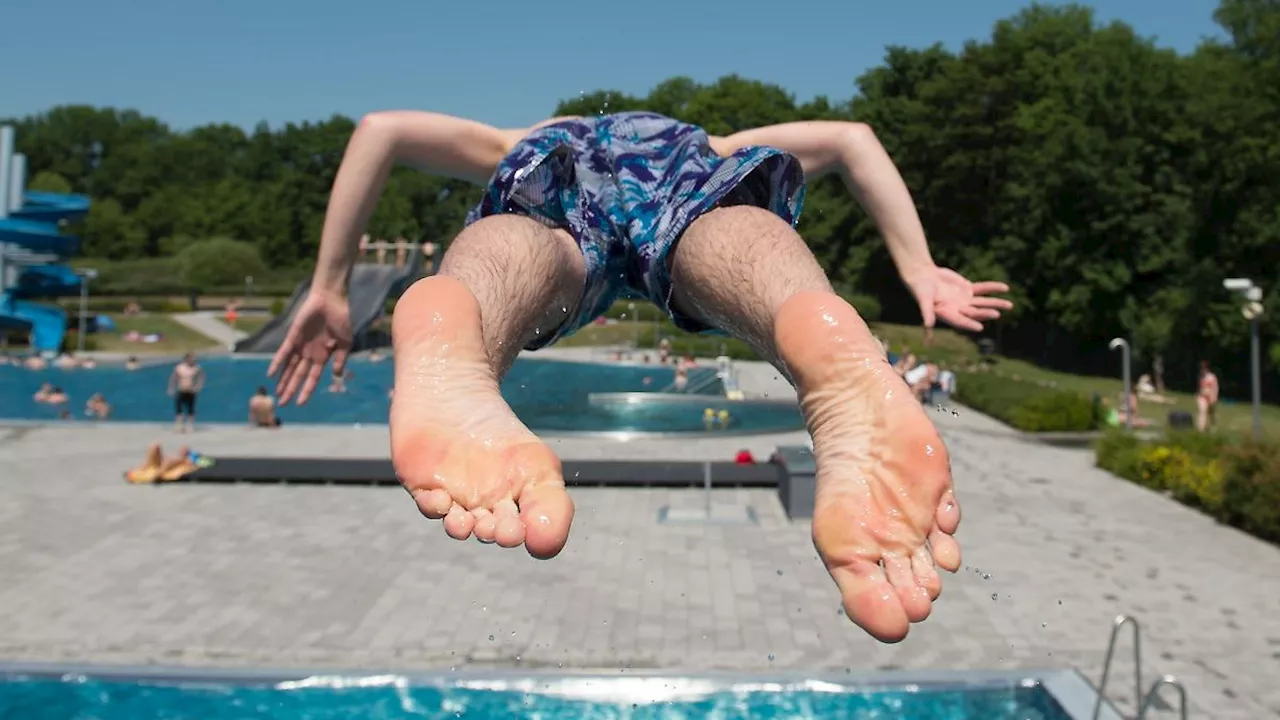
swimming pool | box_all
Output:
[0,356,806,434]
[0,667,1119,719]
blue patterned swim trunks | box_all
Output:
[465,111,806,349]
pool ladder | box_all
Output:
[1092,615,1189,720]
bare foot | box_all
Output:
[125,443,164,484]
[776,291,961,643]
[389,276,574,559]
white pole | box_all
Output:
[0,126,13,218]
[78,275,88,355]
[9,153,25,212]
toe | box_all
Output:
[884,554,933,622]
[828,558,911,643]
[493,499,526,548]
[929,526,962,572]
[935,489,961,534]
[912,544,942,600]
[472,508,497,543]
[443,504,475,540]
[518,481,575,559]
[415,489,453,519]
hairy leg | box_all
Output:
[669,205,961,643]
[390,214,582,558]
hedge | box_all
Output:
[1096,430,1280,544]
[953,369,1097,432]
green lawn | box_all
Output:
[223,315,273,335]
[91,314,218,354]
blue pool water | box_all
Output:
[0,676,1073,719]
[0,356,805,434]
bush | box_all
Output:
[954,371,1096,432]
[1219,440,1280,543]
[1009,391,1097,432]
[1096,431,1280,544]
[91,257,187,295]
[178,238,266,292]
[269,297,286,316]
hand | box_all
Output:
[269,288,352,405]
[904,265,1013,332]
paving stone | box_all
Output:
[0,359,1277,718]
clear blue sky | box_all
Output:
[0,0,1225,130]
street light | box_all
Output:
[1109,338,1133,431]
[1223,278,1265,440]
[627,302,638,350]
[77,268,98,355]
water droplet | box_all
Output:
[560,306,568,313]
[511,631,516,637]
[991,593,999,601]
[768,653,776,662]
[534,327,541,336]
[1041,622,1047,628]
[488,634,495,641]
[776,569,783,576]
[925,444,935,456]
[982,573,991,580]
[1058,599,1063,605]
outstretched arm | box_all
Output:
[311,111,516,296]
[710,121,1012,331]
[710,121,933,280]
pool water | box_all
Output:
[0,676,1073,719]
[0,356,806,434]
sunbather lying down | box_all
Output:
[126,443,199,484]
[268,110,1013,643]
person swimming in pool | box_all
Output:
[267,110,1013,643]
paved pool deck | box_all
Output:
[0,355,1277,718]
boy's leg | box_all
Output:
[389,214,586,559]
[668,205,961,643]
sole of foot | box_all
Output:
[389,275,575,559]
[776,290,962,643]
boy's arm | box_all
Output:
[709,121,934,281]
[311,111,517,296]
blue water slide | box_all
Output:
[12,191,91,223]
[0,216,80,257]
[0,293,67,353]
[14,264,81,297]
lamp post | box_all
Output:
[1224,278,1265,440]
[244,275,253,304]
[77,268,98,355]
[628,302,637,349]
[1109,338,1132,431]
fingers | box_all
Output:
[332,347,350,379]
[972,295,1014,309]
[962,307,1002,321]
[267,340,292,378]
[296,359,326,406]
[275,354,301,399]
[970,281,1010,295]
[939,311,984,333]
[279,358,311,405]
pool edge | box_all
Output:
[0,662,1123,719]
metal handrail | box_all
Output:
[1136,675,1187,720]
[1092,615,1142,720]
